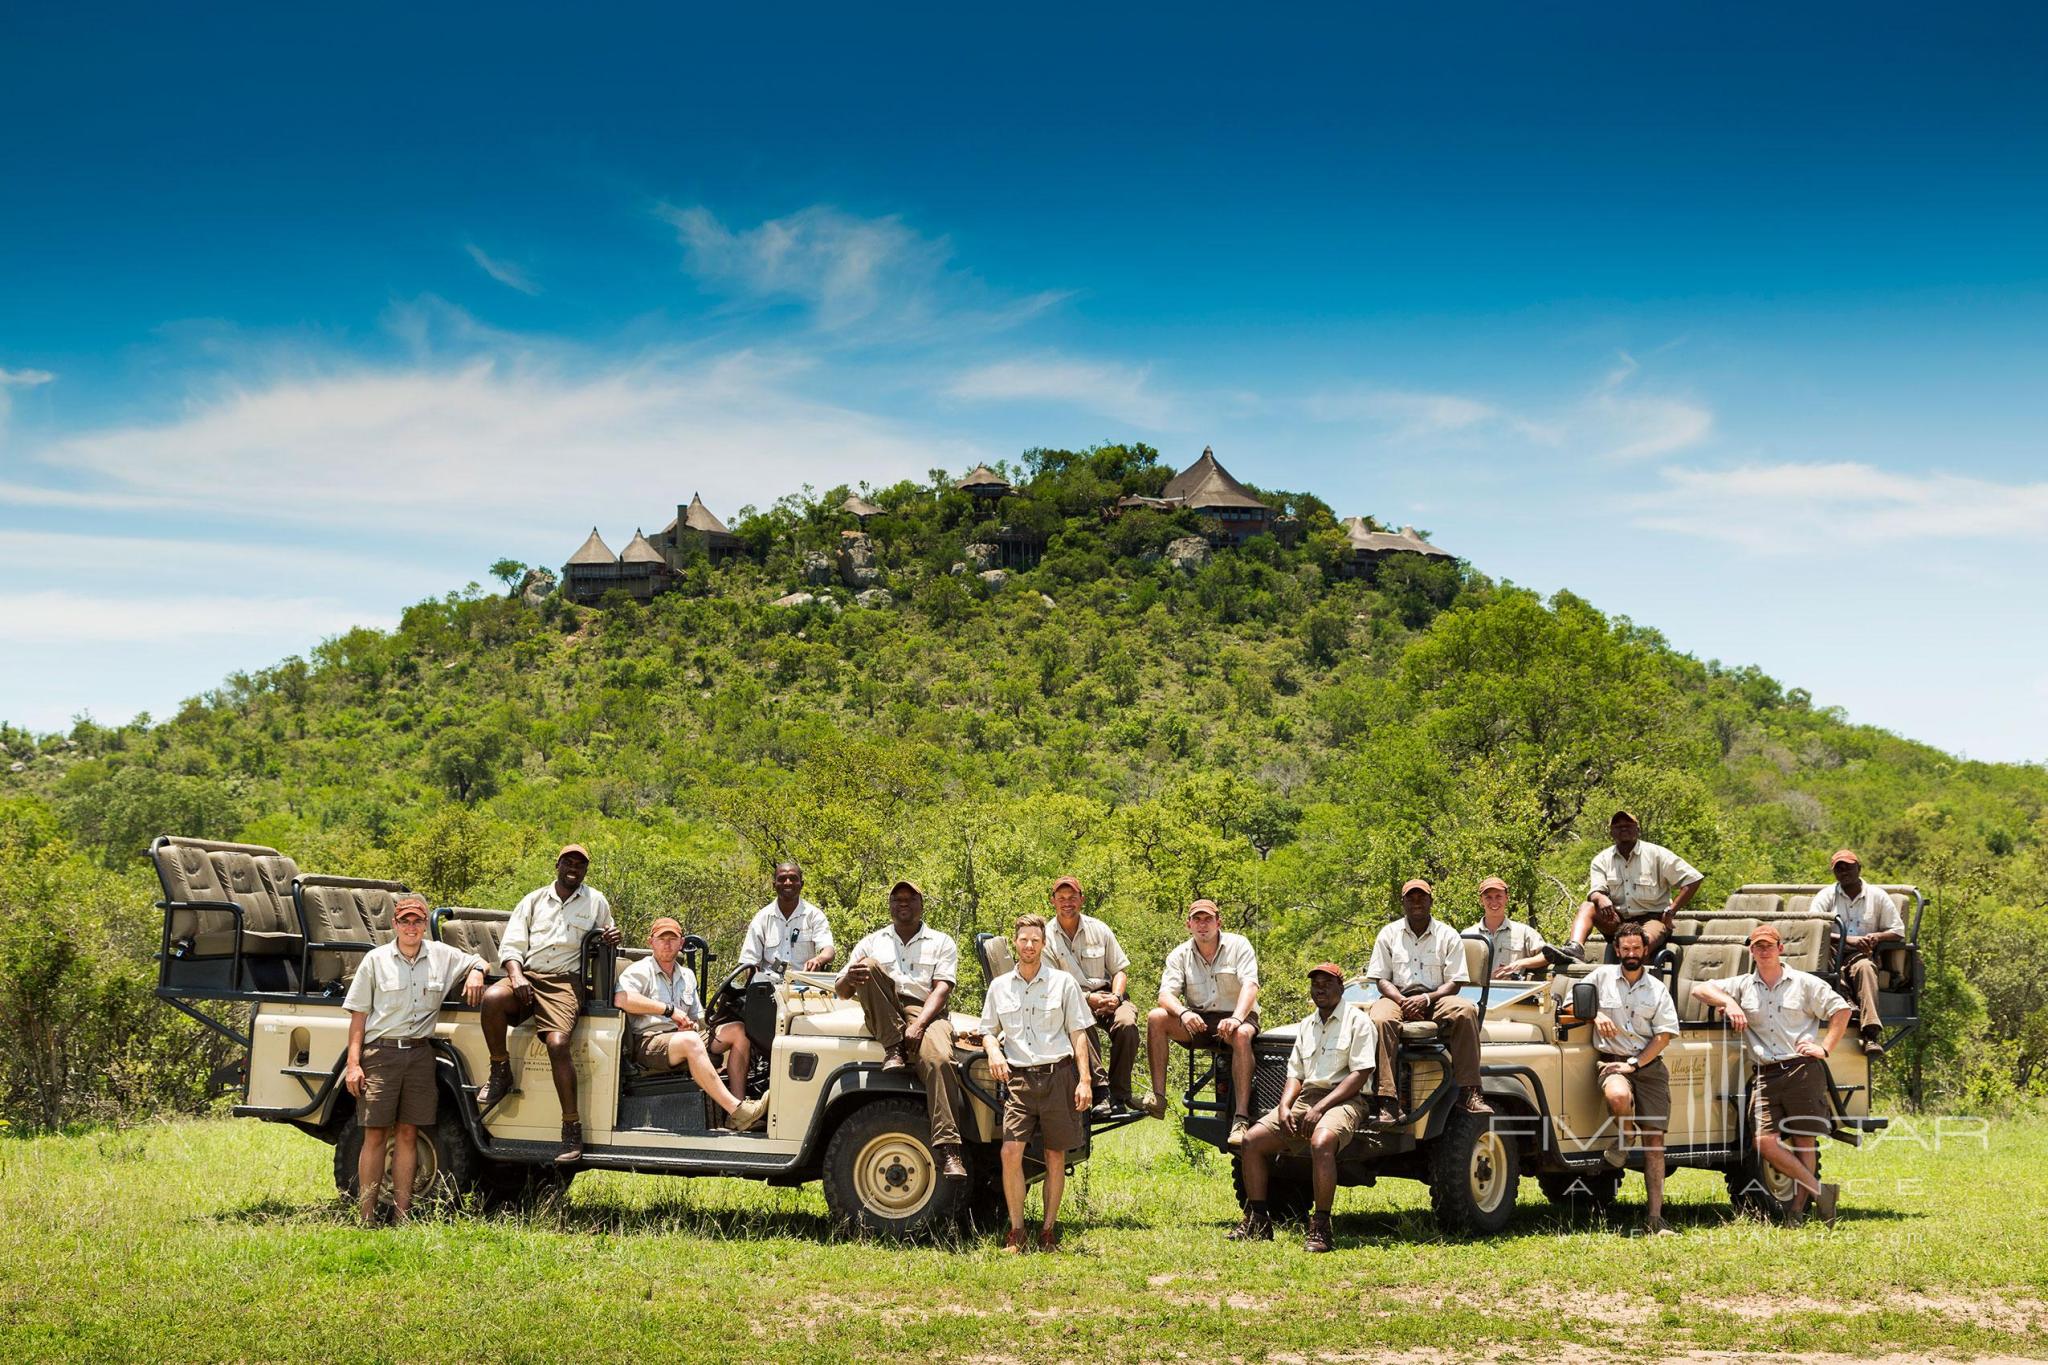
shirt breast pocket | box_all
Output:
[427,976,447,1000]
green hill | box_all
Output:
[2,442,2043,1130]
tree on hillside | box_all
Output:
[489,559,528,596]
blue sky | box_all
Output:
[3,3,2045,761]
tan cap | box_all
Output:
[1308,962,1346,981]
[557,843,591,862]
[393,894,429,922]
[1187,898,1220,918]
[648,917,683,939]
[1830,848,1860,870]
[1051,874,1083,896]
[1747,922,1783,946]
[1400,878,1434,898]
[890,878,925,899]
[1477,876,1509,894]
[1610,810,1637,825]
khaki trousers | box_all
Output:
[1083,1000,1141,1100]
[1368,994,1482,1097]
[1841,956,1884,1033]
[854,972,963,1147]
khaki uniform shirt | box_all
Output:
[839,923,959,1003]
[738,898,835,980]
[1703,968,1850,1064]
[1586,964,1681,1058]
[1045,914,1131,993]
[1367,917,1472,993]
[1809,883,1905,940]
[343,940,486,1042]
[1285,1004,1377,1087]
[980,965,1093,1067]
[500,882,613,976]
[1161,933,1260,1012]
[615,954,703,1040]
[1465,914,1546,973]
[1588,841,1703,918]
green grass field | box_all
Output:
[2,1114,2044,1362]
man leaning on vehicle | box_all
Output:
[342,893,486,1225]
[1588,920,1681,1235]
[476,843,621,1164]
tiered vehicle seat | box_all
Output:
[293,875,409,995]
[433,907,510,974]
[1673,937,1749,1023]
[149,836,306,993]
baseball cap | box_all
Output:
[393,895,429,922]
[557,843,591,862]
[1308,962,1346,981]
[1187,898,1220,918]
[1610,810,1637,825]
[890,878,925,898]
[1400,878,1434,898]
[1051,875,1083,896]
[1747,923,1783,946]
[1477,876,1509,894]
[649,917,683,939]
[1830,848,1861,870]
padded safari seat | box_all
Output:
[1674,937,1749,1022]
[434,908,510,972]
[294,876,409,992]
[1772,916,1831,971]
[1721,892,1783,918]
[150,837,304,988]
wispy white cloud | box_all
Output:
[1635,461,2048,550]
[0,530,426,587]
[1303,387,1507,440]
[945,354,1177,429]
[664,204,1065,336]
[464,244,541,296]
[0,365,55,434]
[0,590,384,645]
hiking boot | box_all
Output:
[1458,1087,1494,1116]
[1603,1145,1629,1169]
[727,1096,769,1133]
[1001,1227,1028,1254]
[880,1042,910,1072]
[1816,1182,1840,1228]
[1137,1092,1167,1120]
[1861,1031,1886,1057]
[1038,1224,1061,1252]
[1226,1114,1251,1148]
[1111,1091,1137,1116]
[1557,941,1588,964]
[1226,1210,1273,1242]
[555,1119,584,1165]
[1643,1215,1676,1237]
[1089,1095,1115,1120]
[1784,1202,1807,1229]
[937,1145,968,1180]
[1304,1214,1334,1253]
[476,1057,517,1109]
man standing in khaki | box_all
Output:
[980,914,1094,1252]
[342,894,487,1224]
[718,861,836,1092]
[1231,963,1376,1252]
[1042,875,1140,1116]
[1466,876,1547,978]
[1587,921,1681,1235]
[1367,879,1491,1119]
[476,844,621,1164]
[613,918,768,1132]
[1808,849,1902,1057]
[1560,811,1703,962]
[1141,899,1260,1146]
[835,880,969,1180]
[1690,923,1852,1227]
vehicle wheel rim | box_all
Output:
[376,1134,440,1203]
[853,1133,936,1219]
[1469,1129,1509,1212]
[1760,1158,1798,1205]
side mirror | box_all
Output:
[1570,981,1598,1023]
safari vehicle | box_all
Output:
[1179,884,1923,1234]
[148,835,1135,1239]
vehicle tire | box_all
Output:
[1725,1145,1819,1222]
[822,1098,968,1241]
[1428,1109,1520,1236]
[332,1107,480,1208]
[1536,1168,1622,1217]
[478,1160,576,1211]
[1230,1154,1315,1224]
[959,1145,1007,1233]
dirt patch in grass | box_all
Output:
[1695,1291,2048,1337]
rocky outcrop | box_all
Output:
[800,550,835,586]
[838,533,881,588]
[771,591,817,608]
[962,542,999,572]
[1165,536,1211,574]
[517,566,557,606]
[977,569,1008,593]
[854,588,894,609]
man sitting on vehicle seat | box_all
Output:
[1231,963,1377,1253]
[835,880,969,1181]
[1466,876,1548,979]
[980,914,1094,1253]
[1141,899,1261,1146]
[1689,923,1852,1228]
[614,919,767,1133]
[1042,874,1141,1117]
[476,844,621,1165]
[1808,848,1901,1058]
[1367,879,1492,1119]
[1560,811,1703,962]
[718,861,836,1095]
[342,894,487,1225]
[1588,921,1681,1236]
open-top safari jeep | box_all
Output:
[1181,885,1922,1234]
[149,834,1135,1239]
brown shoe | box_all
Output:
[1225,1114,1250,1148]
[1137,1092,1167,1120]
[1304,1214,1334,1253]
[727,1096,769,1133]
[1861,1031,1886,1057]
[1643,1215,1676,1237]
[477,1057,517,1109]
[1369,1097,1404,1129]
[1038,1224,1060,1252]
[1816,1182,1840,1228]
[1458,1087,1494,1116]
[1226,1210,1273,1242]
[1001,1227,1028,1254]
[937,1145,968,1180]
[1784,1201,1807,1229]
[555,1119,584,1165]
[880,1042,910,1072]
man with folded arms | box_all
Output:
[1466,876,1548,979]
[614,918,767,1133]
[1367,879,1492,1119]
[1042,875,1140,1116]
[1809,849,1903,1057]
[718,861,836,1092]
[1587,921,1681,1235]
[477,843,621,1164]
[980,914,1094,1252]
[836,879,969,1180]
[1230,963,1376,1252]
[1560,810,1703,962]
[1690,922,1852,1227]
[1142,899,1260,1146]
[342,894,487,1225]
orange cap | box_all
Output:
[1400,878,1434,898]
[1478,876,1508,894]
[1830,848,1860,870]
[1187,898,1220,918]
[648,917,683,939]
[1051,875,1083,897]
[557,843,591,863]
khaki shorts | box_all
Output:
[1248,1085,1366,1157]
[359,1040,437,1128]
[1752,1056,1834,1138]
[1189,1008,1260,1037]
[1599,1056,1671,1129]
[1000,1057,1084,1151]
[634,1029,680,1073]
[513,970,585,1035]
